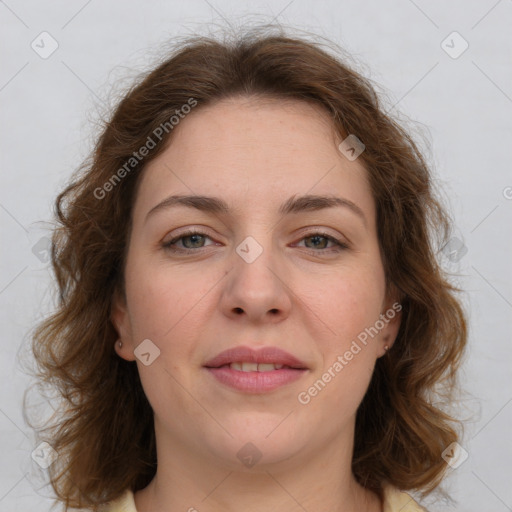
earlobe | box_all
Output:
[111,288,136,361]
[379,290,403,355]
[113,338,127,359]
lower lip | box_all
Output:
[205,367,307,393]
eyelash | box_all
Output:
[161,229,349,255]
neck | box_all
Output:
[134,421,382,512]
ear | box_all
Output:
[111,287,136,361]
[378,284,403,356]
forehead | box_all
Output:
[133,96,375,224]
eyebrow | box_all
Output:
[145,193,367,227]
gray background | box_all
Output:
[1,0,511,510]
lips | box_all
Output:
[203,345,308,393]
[203,345,308,369]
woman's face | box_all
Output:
[113,96,401,470]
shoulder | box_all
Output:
[96,489,137,512]
[382,485,426,512]
[87,486,425,512]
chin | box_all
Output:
[202,415,312,469]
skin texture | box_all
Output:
[112,96,401,512]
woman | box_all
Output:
[28,28,467,512]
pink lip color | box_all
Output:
[205,367,307,393]
[203,345,308,393]
[204,345,307,369]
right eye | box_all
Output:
[161,230,219,253]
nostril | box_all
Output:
[233,307,244,314]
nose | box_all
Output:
[218,238,293,324]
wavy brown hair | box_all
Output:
[25,26,468,510]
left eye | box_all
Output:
[296,233,344,250]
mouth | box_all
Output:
[203,345,308,393]
[221,362,292,371]
[204,345,308,369]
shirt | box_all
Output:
[98,485,426,511]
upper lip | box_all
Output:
[204,346,308,369]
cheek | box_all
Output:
[124,260,216,423]
[125,256,218,343]
[297,262,385,352]
[296,270,382,417]
[123,254,225,403]
[314,263,385,407]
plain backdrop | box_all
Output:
[1,1,511,511]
